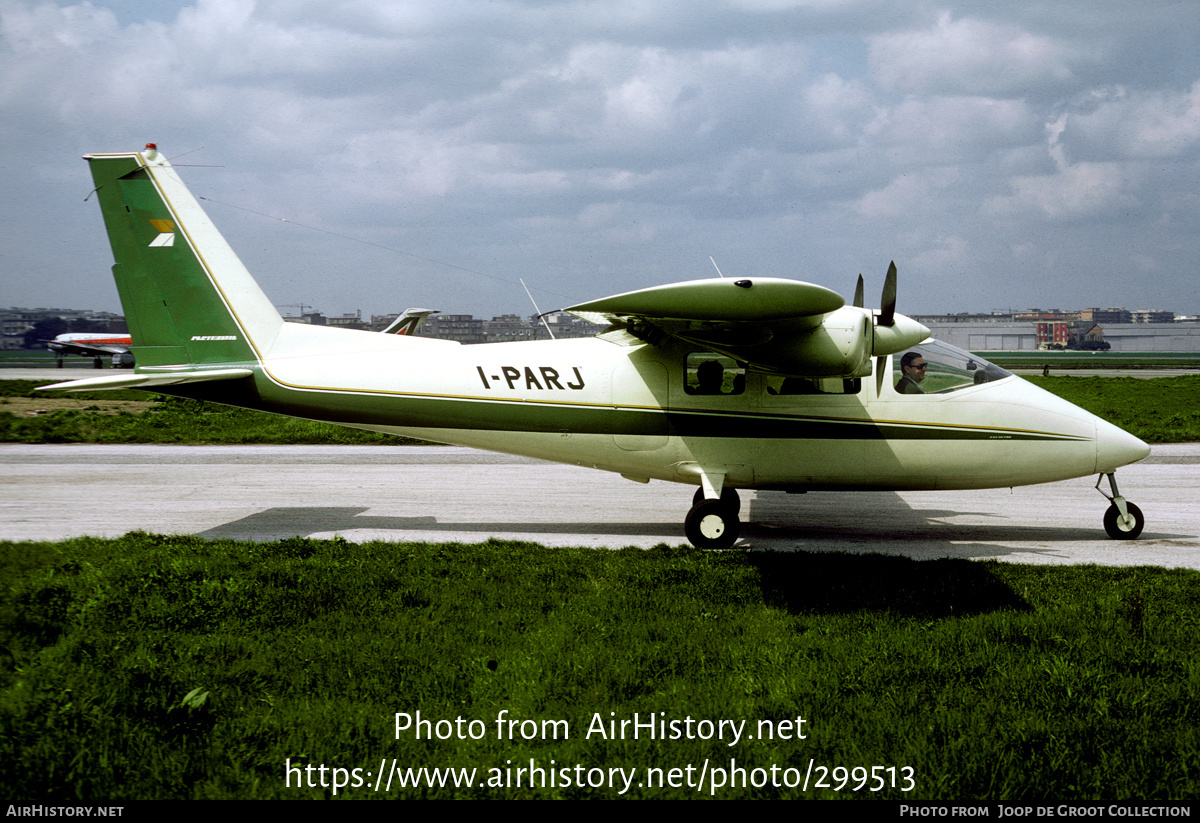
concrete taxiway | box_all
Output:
[2,444,1197,569]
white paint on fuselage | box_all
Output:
[253,322,1147,493]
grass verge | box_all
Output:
[0,381,425,445]
[2,534,1198,799]
[1024,375,1200,443]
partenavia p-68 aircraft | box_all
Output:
[43,145,1151,549]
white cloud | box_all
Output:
[864,95,1037,165]
[868,12,1076,96]
[1,0,1197,317]
[983,161,1138,221]
[856,169,959,218]
[1059,81,1200,161]
[911,234,970,274]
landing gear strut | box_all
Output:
[692,486,741,515]
[685,487,741,550]
[1097,472,1144,540]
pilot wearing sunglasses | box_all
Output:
[896,352,927,394]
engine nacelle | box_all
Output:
[738,307,871,376]
[741,308,930,377]
[673,306,930,379]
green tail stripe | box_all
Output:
[86,152,282,368]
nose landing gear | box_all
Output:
[1097,472,1145,540]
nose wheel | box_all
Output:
[1103,501,1144,540]
[1097,473,1145,540]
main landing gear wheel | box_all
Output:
[685,499,741,550]
[1104,501,1144,540]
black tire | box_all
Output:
[691,486,741,514]
[684,500,741,550]
[1103,502,1144,540]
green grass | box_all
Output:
[0,350,69,367]
[1025,375,1200,443]
[989,351,1200,370]
[0,382,426,445]
[2,534,1198,800]
[0,379,146,402]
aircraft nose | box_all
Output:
[1096,418,1151,472]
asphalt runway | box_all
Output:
[3,444,1197,569]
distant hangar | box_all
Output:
[918,321,1200,352]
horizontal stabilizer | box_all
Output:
[37,368,254,393]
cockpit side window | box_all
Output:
[685,353,745,395]
[892,341,1011,395]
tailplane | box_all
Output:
[84,144,283,369]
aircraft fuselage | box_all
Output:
[174,322,1146,497]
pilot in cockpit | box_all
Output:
[896,351,927,394]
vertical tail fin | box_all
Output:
[381,308,438,335]
[85,145,282,368]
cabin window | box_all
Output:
[685,353,745,395]
[892,341,1011,395]
[763,376,861,396]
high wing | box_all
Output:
[565,271,929,377]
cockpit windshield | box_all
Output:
[891,340,1011,395]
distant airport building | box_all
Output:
[485,314,540,343]
[1131,309,1174,324]
[1080,307,1133,324]
[3,307,125,334]
[920,320,1200,352]
[423,314,488,344]
[1014,309,1077,323]
[325,311,368,330]
[1035,320,1072,348]
[1104,324,1200,351]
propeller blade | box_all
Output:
[878,261,897,327]
[853,274,864,308]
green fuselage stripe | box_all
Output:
[171,377,1085,443]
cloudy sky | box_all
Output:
[2,0,1198,321]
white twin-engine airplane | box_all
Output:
[43,144,1152,549]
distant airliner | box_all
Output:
[45,332,134,368]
